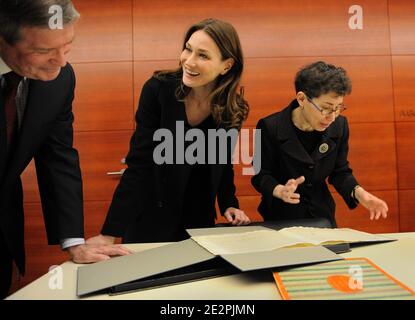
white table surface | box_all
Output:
[7,232,415,300]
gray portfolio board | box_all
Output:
[77,225,342,297]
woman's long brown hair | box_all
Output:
[154,18,249,130]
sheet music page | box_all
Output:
[278,227,393,244]
[191,230,298,255]
[191,227,395,255]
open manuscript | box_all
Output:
[191,227,395,255]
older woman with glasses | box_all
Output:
[251,61,388,227]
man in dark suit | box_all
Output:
[0,0,129,299]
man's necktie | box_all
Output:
[3,71,22,151]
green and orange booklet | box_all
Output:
[273,258,415,300]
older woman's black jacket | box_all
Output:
[251,100,359,227]
[102,77,239,242]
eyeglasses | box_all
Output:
[306,95,347,116]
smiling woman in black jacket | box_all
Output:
[87,19,251,244]
[251,61,388,227]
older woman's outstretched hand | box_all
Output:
[354,187,388,220]
[273,176,305,204]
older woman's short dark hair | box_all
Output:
[0,0,79,45]
[295,61,352,99]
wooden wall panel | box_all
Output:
[389,0,415,55]
[237,195,263,222]
[74,131,132,201]
[329,57,394,124]
[242,56,394,127]
[20,161,40,204]
[133,0,390,60]
[346,123,397,190]
[21,131,133,203]
[334,190,399,233]
[392,56,415,121]
[133,56,394,129]
[398,190,415,232]
[69,0,133,63]
[83,201,113,238]
[396,122,415,190]
[234,166,256,196]
[72,62,134,131]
